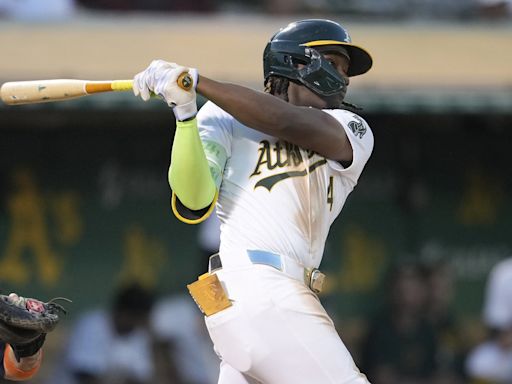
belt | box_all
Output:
[208,250,325,294]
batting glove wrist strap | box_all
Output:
[172,68,199,121]
[173,101,197,121]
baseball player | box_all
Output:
[133,19,374,384]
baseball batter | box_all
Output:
[133,19,374,384]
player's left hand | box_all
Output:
[133,59,199,121]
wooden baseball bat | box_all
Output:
[0,79,134,105]
[0,73,193,105]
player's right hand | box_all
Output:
[133,59,199,121]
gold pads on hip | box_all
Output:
[187,273,232,316]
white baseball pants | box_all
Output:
[204,264,370,384]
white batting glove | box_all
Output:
[133,59,199,121]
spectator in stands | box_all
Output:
[423,261,466,384]
[54,283,158,384]
[151,294,219,384]
[360,263,439,384]
[466,257,512,384]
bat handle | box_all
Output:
[86,74,191,95]
[85,80,134,94]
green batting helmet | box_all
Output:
[263,19,373,96]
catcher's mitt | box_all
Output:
[0,293,69,356]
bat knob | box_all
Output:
[177,72,194,91]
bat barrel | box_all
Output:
[0,79,134,105]
[0,80,87,105]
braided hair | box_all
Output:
[264,76,289,101]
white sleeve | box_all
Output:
[465,343,512,382]
[66,311,110,375]
[322,109,374,184]
[197,101,233,187]
[483,258,512,328]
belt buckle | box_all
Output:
[304,268,325,294]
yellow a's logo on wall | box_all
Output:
[0,168,82,286]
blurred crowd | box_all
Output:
[0,0,511,20]
[359,262,466,384]
[44,282,218,384]
[357,257,512,384]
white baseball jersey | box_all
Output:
[197,101,373,270]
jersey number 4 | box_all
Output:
[327,176,334,211]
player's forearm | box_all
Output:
[196,76,349,159]
[169,119,216,210]
[197,76,297,134]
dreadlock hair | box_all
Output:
[264,75,289,102]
